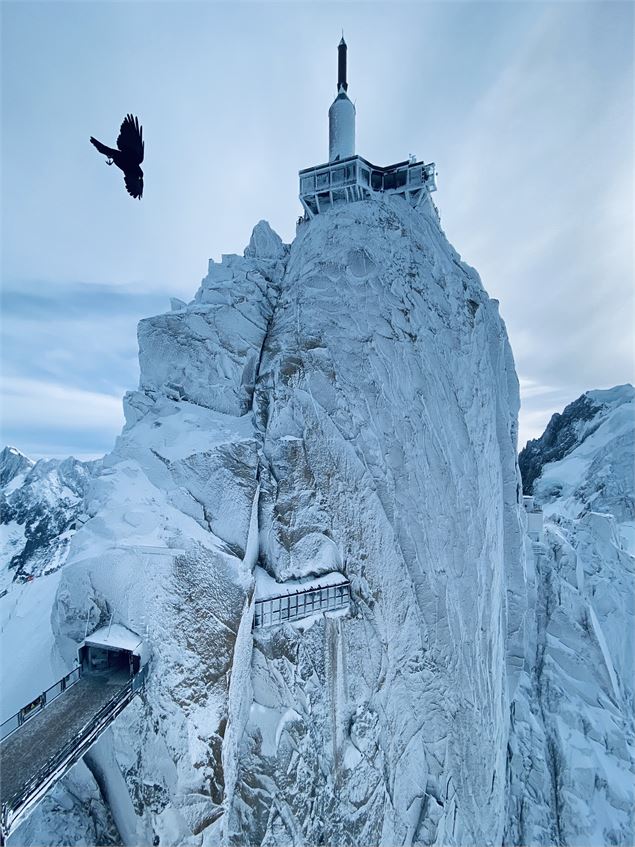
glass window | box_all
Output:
[316,171,329,189]
[360,168,370,186]
[301,175,315,193]
[371,171,383,190]
[395,169,407,188]
[331,167,345,185]
[409,166,423,185]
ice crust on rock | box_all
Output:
[8,759,121,847]
[6,199,532,846]
[136,220,287,417]
[507,387,635,845]
[229,196,526,847]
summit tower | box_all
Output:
[299,37,437,219]
[328,37,355,162]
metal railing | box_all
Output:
[1,665,148,841]
[0,667,82,742]
[254,581,351,628]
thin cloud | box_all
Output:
[0,281,167,457]
[1,376,123,460]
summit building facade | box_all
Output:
[299,37,437,219]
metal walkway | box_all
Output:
[254,580,351,628]
[0,667,146,842]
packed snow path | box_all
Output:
[0,668,146,842]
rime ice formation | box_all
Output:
[7,761,121,847]
[228,197,526,847]
[1,194,530,846]
[4,196,633,846]
[507,386,635,845]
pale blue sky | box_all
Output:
[2,0,633,458]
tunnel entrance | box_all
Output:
[78,644,140,676]
[78,624,144,679]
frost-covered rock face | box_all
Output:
[38,224,287,847]
[228,197,525,846]
[137,220,286,417]
[506,386,635,846]
[9,760,121,847]
[6,200,527,846]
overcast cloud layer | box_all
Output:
[1,1,633,459]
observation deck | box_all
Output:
[254,580,351,628]
[299,154,437,219]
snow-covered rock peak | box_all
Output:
[243,219,286,261]
[1,449,98,593]
[0,445,34,487]
[5,196,528,846]
[520,384,634,522]
[586,382,635,408]
[519,384,634,496]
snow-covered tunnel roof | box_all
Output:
[83,624,143,654]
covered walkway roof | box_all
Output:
[83,624,142,654]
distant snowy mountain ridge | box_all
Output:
[519,385,634,509]
[0,446,98,593]
[507,385,634,845]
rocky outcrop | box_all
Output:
[5,198,527,846]
[507,386,635,845]
[228,197,525,846]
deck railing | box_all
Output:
[254,581,351,628]
[0,667,82,742]
[0,665,148,841]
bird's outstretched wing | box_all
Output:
[90,137,118,158]
[117,114,144,164]
[124,171,143,199]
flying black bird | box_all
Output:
[90,114,144,199]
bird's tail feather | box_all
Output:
[90,137,117,158]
